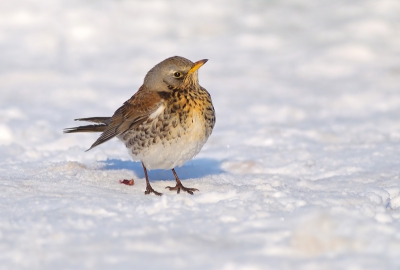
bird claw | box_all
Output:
[119,179,134,186]
[165,184,199,195]
[145,185,162,196]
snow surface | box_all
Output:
[1,0,400,269]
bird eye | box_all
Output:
[173,72,182,78]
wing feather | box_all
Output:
[86,87,164,151]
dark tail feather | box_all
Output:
[64,116,111,134]
[64,116,113,151]
[64,124,107,133]
[75,117,111,125]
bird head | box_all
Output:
[143,56,208,91]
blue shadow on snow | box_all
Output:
[103,158,223,181]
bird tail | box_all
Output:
[63,117,111,133]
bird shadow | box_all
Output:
[102,158,224,180]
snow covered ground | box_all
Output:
[1,0,400,269]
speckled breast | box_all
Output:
[118,87,215,169]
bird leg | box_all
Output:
[165,168,199,195]
[142,162,162,196]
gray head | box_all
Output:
[143,56,208,91]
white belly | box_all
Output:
[124,112,208,170]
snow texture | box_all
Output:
[1,0,400,269]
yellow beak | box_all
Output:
[188,59,208,74]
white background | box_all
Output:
[1,0,400,269]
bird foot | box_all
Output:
[119,179,134,186]
[145,185,162,196]
[165,183,199,195]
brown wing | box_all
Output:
[86,86,164,151]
